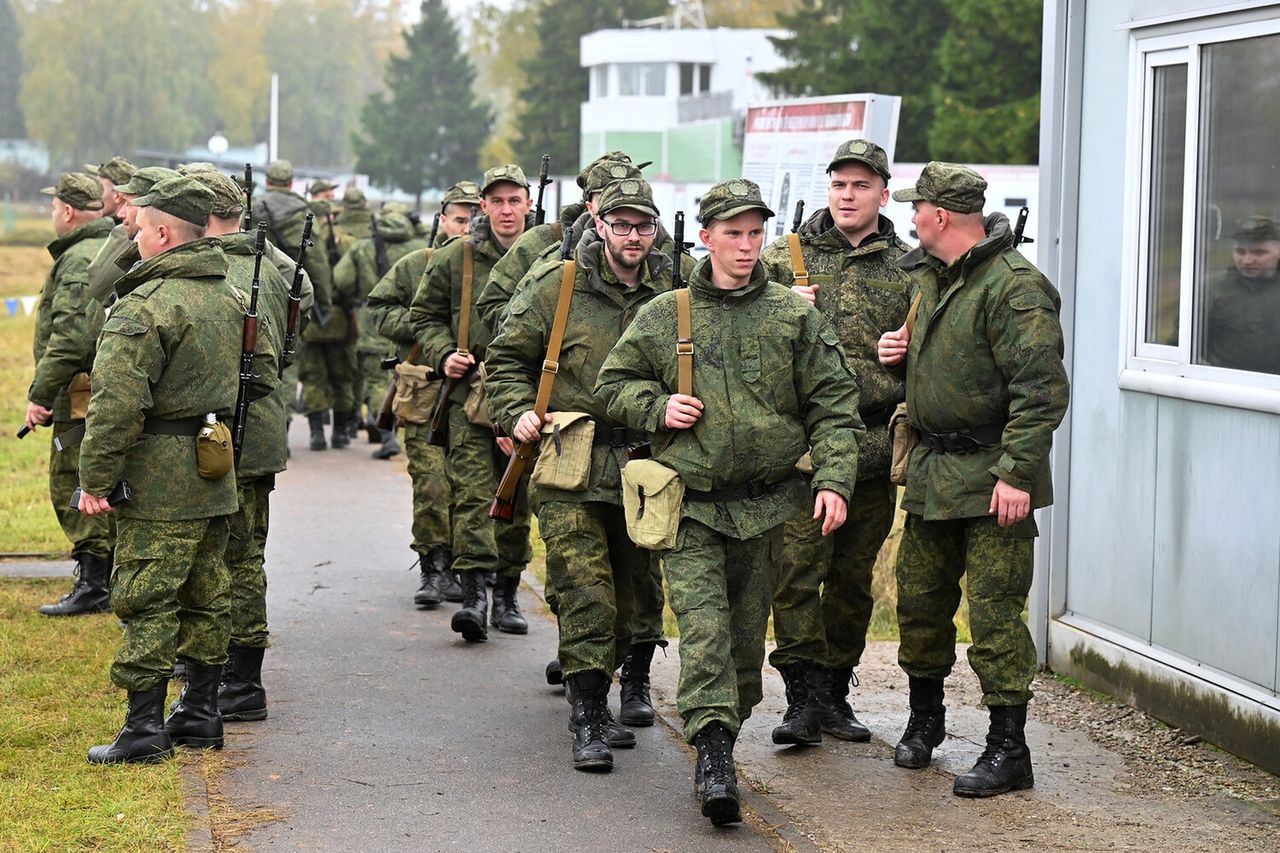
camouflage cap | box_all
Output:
[130,176,216,227]
[575,150,651,190]
[891,161,986,214]
[113,166,180,197]
[341,188,368,209]
[481,164,530,195]
[381,201,413,217]
[1230,215,1280,243]
[597,177,660,219]
[697,179,775,224]
[41,171,105,211]
[309,178,338,196]
[186,169,245,219]
[583,160,645,199]
[265,159,293,184]
[827,138,891,181]
[84,156,138,186]
[441,180,482,208]
[177,161,217,175]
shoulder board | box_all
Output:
[129,279,166,300]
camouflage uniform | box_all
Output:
[87,166,181,304]
[477,202,586,334]
[1204,217,1280,374]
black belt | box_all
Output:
[592,426,646,447]
[860,404,897,429]
[920,423,1004,455]
[685,480,776,502]
[142,416,203,436]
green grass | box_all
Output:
[0,206,53,248]
[0,578,188,852]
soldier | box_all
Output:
[79,176,276,764]
[87,167,180,304]
[596,180,863,825]
[486,178,677,771]
[877,162,1069,797]
[1204,215,1280,373]
[409,164,534,642]
[327,188,372,440]
[758,140,911,745]
[85,156,138,223]
[27,172,114,617]
[367,180,479,608]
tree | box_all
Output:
[0,0,23,137]
[352,0,492,204]
[467,1,541,166]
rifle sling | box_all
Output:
[532,258,577,418]
[786,233,809,287]
[457,242,474,355]
[675,288,693,397]
[905,292,923,337]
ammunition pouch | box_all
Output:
[621,459,684,551]
[531,411,594,492]
[391,363,440,425]
[68,371,91,421]
[462,361,492,429]
[889,403,916,486]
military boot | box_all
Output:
[450,570,488,642]
[308,413,327,451]
[545,657,564,686]
[164,661,224,749]
[618,642,657,727]
[347,408,361,440]
[366,420,383,444]
[894,676,946,769]
[692,721,741,826]
[490,574,528,634]
[218,645,268,722]
[38,552,111,616]
[437,554,463,603]
[88,681,175,765]
[771,662,824,745]
[567,693,636,748]
[414,554,446,609]
[953,704,1034,797]
[372,430,400,459]
[820,666,871,742]
[330,410,350,449]
[567,671,613,772]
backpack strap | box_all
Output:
[532,257,577,418]
[675,288,693,397]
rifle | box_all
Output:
[533,154,551,226]
[17,425,32,438]
[371,213,390,278]
[323,210,341,267]
[241,164,254,232]
[424,241,478,446]
[791,199,805,233]
[489,227,577,522]
[280,212,314,375]
[428,212,440,247]
[232,222,267,465]
[1011,205,1035,249]
[424,362,473,447]
[672,210,691,290]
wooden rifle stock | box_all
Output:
[280,212,314,377]
[232,223,267,465]
[424,365,471,447]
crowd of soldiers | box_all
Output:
[24,138,1069,827]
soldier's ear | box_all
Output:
[699,227,712,248]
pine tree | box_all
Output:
[353,0,492,203]
[0,0,23,137]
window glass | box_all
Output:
[699,63,712,93]
[592,65,608,98]
[1143,63,1187,347]
[617,63,666,96]
[680,63,695,95]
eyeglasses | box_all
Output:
[602,219,657,237]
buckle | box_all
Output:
[541,358,559,375]
[676,339,694,356]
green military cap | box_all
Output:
[342,188,368,209]
[41,171,104,211]
[84,156,138,186]
[309,178,338,196]
[582,160,645,199]
[481,164,529,195]
[381,201,413,216]
[441,180,482,207]
[827,138,891,181]
[575,150,652,190]
[1230,215,1280,243]
[114,166,180,197]
[597,177,660,219]
[130,175,216,227]
[185,169,245,219]
[265,159,293,184]
[891,161,986,214]
[177,161,217,175]
[697,179,775,224]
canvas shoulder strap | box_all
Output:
[457,242,474,354]
[531,259,577,417]
[675,288,693,397]
[786,233,809,287]
[904,292,923,336]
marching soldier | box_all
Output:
[85,156,137,223]
[87,167,180,304]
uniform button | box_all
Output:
[721,302,730,310]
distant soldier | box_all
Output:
[333,188,372,255]
[28,172,114,617]
[87,167,180,304]
[1204,215,1280,374]
[85,156,138,223]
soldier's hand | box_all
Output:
[990,479,1031,527]
[878,326,909,366]
[664,394,704,429]
[79,492,113,516]
[495,435,514,456]
[791,283,819,306]
[813,489,847,536]
[443,350,476,379]
[25,402,53,430]
[514,411,550,443]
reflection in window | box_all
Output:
[617,63,667,97]
[1144,63,1186,346]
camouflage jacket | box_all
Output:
[254,188,337,337]
[1203,268,1280,374]
[87,223,135,305]
[477,202,586,333]
[486,230,674,505]
[367,246,433,363]
[896,213,1069,520]
[334,207,372,256]
[760,211,910,479]
[333,213,427,354]
[597,257,865,540]
[79,239,277,520]
[30,217,113,421]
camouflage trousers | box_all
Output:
[769,478,896,670]
[226,474,273,649]
[403,422,453,556]
[444,407,530,577]
[664,517,781,743]
[299,339,357,415]
[895,513,1038,706]
[51,421,113,560]
[539,500,664,679]
[109,515,231,692]
[354,350,391,424]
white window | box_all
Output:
[591,65,608,99]
[616,63,667,97]
[1122,18,1280,411]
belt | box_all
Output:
[920,423,1004,455]
[142,416,204,436]
[592,426,646,447]
[860,404,897,429]
[685,480,776,502]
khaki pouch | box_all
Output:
[531,412,595,492]
[889,402,917,487]
[621,459,685,550]
[196,419,234,480]
[463,361,492,429]
[795,450,815,475]
[68,371,91,420]
[391,362,440,425]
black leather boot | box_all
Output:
[218,645,268,722]
[450,570,488,642]
[330,410,350,449]
[490,574,528,634]
[894,676,946,769]
[820,666,871,742]
[545,657,564,686]
[39,552,112,616]
[771,662,823,745]
[165,661,224,749]
[567,693,636,749]
[308,413,327,451]
[88,681,175,764]
[953,704,1034,797]
[414,557,446,609]
[692,721,741,825]
[619,642,657,727]
[348,407,361,440]
[441,572,463,602]
[567,671,613,772]
[372,430,400,459]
